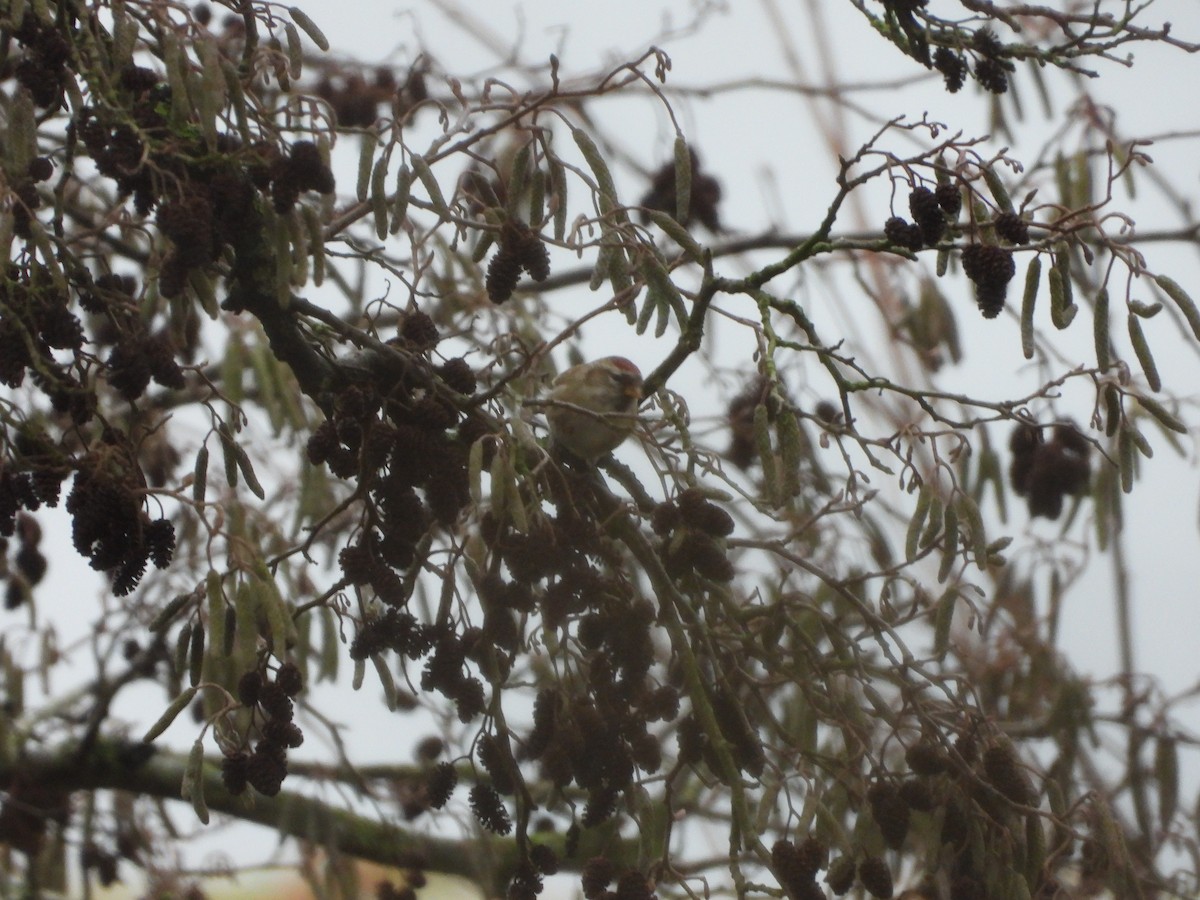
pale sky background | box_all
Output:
[17,1,1200,895]
[285,0,1200,718]
[349,0,1200,828]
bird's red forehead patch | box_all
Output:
[606,356,640,375]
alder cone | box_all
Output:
[935,181,962,216]
[899,778,935,811]
[482,254,517,295]
[517,229,551,281]
[884,216,924,252]
[795,835,827,878]
[868,782,911,850]
[400,310,440,349]
[772,840,813,898]
[983,744,1034,805]
[426,762,457,809]
[857,856,893,899]
[905,741,949,776]
[961,244,1015,318]
[975,56,1009,93]
[994,211,1030,245]
[581,856,615,899]
[908,186,946,246]
[825,856,856,895]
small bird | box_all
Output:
[545,356,643,463]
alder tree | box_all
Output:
[1,1,1199,897]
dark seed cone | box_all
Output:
[868,782,911,850]
[953,729,979,765]
[825,856,856,896]
[613,871,654,900]
[983,744,1034,805]
[261,719,304,749]
[771,841,802,884]
[974,57,1009,94]
[795,836,827,878]
[477,733,516,795]
[258,682,294,722]
[530,844,558,875]
[246,741,288,796]
[961,244,1015,317]
[1053,422,1089,455]
[237,670,263,706]
[940,798,969,847]
[884,216,924,252]
[905,741,949,775]
[581,857,615,899]
[426,761,457,809]
[469,783,512,835]
[975,281,1007,318]
[994,211,1030,245]
[677,489,735,537]
[486,247,522,303]
[437,358,477,395]
[961,243,1015,285]
[275,662,303,697]
[650,501,681,536]
[643,685,679,721]
[857,856,894,899]
[908,186,946,246]
[933,47,967,93]
[508,859,543,900]
[515,227,551,282]
[582,784,618,827]
[221,752,250,795]
[400,310,439,350]
[973,27,1003,57]
[668,531,734,583]
[899,778,935,811]
[935,182,962,217]
[144,518,175,569]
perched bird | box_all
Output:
[545,356,643,463]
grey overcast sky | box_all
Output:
[40,2,1200,894]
